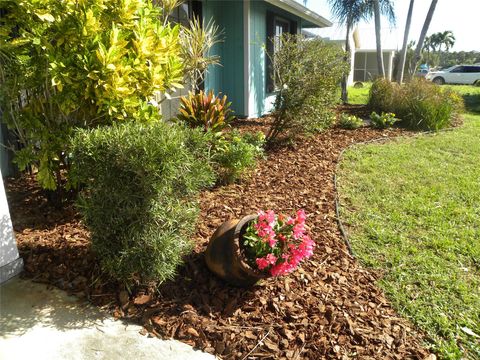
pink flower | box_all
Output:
[265,253,277,265]
[258,210,276,226]
[248,209,315,277]
[256,254,278,271]
[270,261,295,276]
[256,257,269,270]
[296,209,306,223]
[257,210,266,221]
[267,235,277,248]
[265,210,276,225]
[293,223,305,239]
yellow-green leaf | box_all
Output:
[35,12,55,22]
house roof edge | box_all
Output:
[264,0,333,28]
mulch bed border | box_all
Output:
[7,117,437,360]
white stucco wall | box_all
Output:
[0,171,23,283]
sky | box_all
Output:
[306,0,480,52]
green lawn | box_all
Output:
[346,83,371,105]
[337,85,480,358]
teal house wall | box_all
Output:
[248,2,307,118]
[203,0,331,118]
[203,0,245,116]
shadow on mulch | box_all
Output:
[153,252,257,320]
[6,175,78,233]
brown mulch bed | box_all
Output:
[7,119,433,359]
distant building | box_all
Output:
[317,26,396,84]
[353,49,396,83]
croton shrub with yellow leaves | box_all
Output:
[0,0,184,192]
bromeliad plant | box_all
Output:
[177,90,235,132]
[242,210,315,277]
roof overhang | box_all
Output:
[356,49,396,54]
[264,0,332,28]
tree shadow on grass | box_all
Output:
[462,93,480,113]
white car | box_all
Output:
[425,65,480,85]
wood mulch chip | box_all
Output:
[7,116,433,359]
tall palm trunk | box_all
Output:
[373,0,385,78]
[396,0,414,83]
[412,0,438,74]
[341,19,352,103]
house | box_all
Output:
[318,27,361,85]
[353,49,396,83]
[317,27,396,85]
[162,0,332,119]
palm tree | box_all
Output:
[371,0,395,78]
[440,30,455,52]
[328,0,370,103]
[422,35,436,66]
[396,0,414,83]
[412,0,438,74]
[432,33,444,53]
[372,0,385,77]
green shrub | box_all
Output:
[398,80,464,130]
[0,0,184,191]
[368,78,398,113]
[70,121,214,287]
[177,90,235,133]
[338,113,364,129]
[267,34,349,144]
[211,131,265,184]
[368,79,464,131]
[370,112,398,129]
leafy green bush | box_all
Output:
[211,131,265,184]
[267,34,349,144]
[70,122,214,287]
[368,78,399,113]
[0,0,184,191]
[370,112,398,129]
[338,114,364,129]
[177,90,235,133]
[368,79,464,131]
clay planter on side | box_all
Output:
[205,214,269,287]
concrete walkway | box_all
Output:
[0,278,215,360]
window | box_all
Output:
[464,66,480,73]
[167,1,202,26]
[273,17,290,54]
[266,12,297,93]
[168,2,191,26]
[450,66,465,73]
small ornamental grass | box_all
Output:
[368,78,464,131]
[242,210,315,277]
[71,121,215,287]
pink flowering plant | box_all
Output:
[241,209,315,277]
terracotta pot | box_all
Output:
[205,214,269,287]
